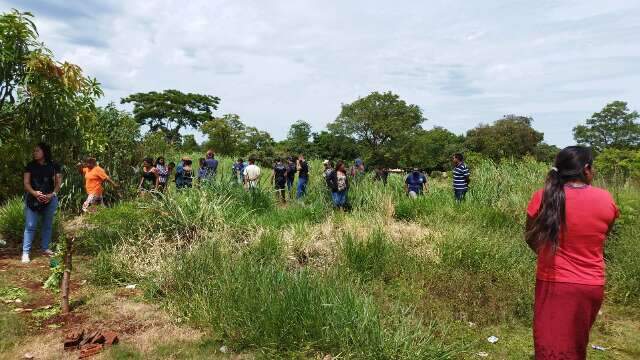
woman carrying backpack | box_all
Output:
[525,146,619,359]
[22,143,62,263]
[327,160,349,210]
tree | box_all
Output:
[465,115,544,161]
[573,101,640,152]
[201,114,246,155]
[0,10,102,201]
[180,134,200,153]
[532,142,560,163]
[329,91,424,166]
[285,120,313,156]
[121,89,220,144]
[404,127,464,170]
[312,131,360,161]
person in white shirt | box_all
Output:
[243,158,261,190]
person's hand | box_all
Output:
[34,191,47,203]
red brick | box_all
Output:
[102,331,119,346]
[78,344,103,358]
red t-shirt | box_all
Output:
[527,185,619,286]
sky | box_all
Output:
[2,0,640,146]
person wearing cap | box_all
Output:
[405,167,427,198]
[271,158,288,202]
[77,157,117,212]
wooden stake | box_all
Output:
[61,237,73,314]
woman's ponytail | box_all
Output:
[526,168,565,250]
[526,146,593,251]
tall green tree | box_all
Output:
[285,120,313,156]
[201,114,246,155]
[0,9,102,200]
[404,127,464,170]
[329,91,424,166]
[573,101,640,152]
[312,131,360,161]
[121,89,220,144]
[180,134,200,153]
[465,115,543,161]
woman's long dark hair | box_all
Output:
[36,142,52,163]
[526,146,593,250]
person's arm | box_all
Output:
[153,170,159,190]
[138,175,144,190]
[23,172,46,202]
[525,215,537,253]
[76,162,85,175]
[106,177,118,188]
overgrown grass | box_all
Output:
[27,156,637,358]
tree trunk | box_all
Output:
[61,238,73,314]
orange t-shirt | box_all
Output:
[82,166,108,195]
[527,186,619,286]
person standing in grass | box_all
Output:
[286,157,297,198]
[22,143,61,263]
[405,168,427,198]
[327,160,349,210]
[296,154,309,199]
[271,158,288,202]
[197,158,208,183]
[525,146,619,360]
[243,158,261,190]
[77,157,118,212]
[138,157,159,193]
[373,165,389,186]
[155,157,169,192]
[452,153,470,201]
[232,158,245,185]
[175,157,193,189]
[203,150,219,180]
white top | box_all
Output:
[243,164,261,187]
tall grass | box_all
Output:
[52,155,640,357]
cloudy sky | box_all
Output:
[3,0,639,145]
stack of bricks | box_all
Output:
[63,329,119,358]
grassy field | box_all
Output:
[1,157,639,359]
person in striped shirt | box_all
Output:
[452,153,470,201]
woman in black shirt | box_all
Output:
[22,143,62,263]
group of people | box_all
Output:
[19,142,618,359]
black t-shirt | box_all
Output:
[287,163,296,179]
[24,160,61,194]
[274,164,287,183]
[298,161,309,178]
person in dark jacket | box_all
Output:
[327,160,349,210]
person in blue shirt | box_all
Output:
[452,153,470,201]
[405,168,427,198]
[203,150,219,180]
[232,158,245,185]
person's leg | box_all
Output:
[331,192,339,208]
[82,194,92,212]
[296,177,307,199]
[39,196,58,251]
[22,202,39,255]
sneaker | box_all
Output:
[42,249,54,257]
[21,253,30,263]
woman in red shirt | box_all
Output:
[526,146,619,359]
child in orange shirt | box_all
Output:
[77,158,117,212]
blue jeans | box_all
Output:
[286,177,295,191]
[296,176,308,199]
[23,195,58,254]
[332,191,347,207]
[454,188,467,202]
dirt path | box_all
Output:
[0,250,212,360]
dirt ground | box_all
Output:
[0,250,231,360]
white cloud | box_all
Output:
[2,0,639,146]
